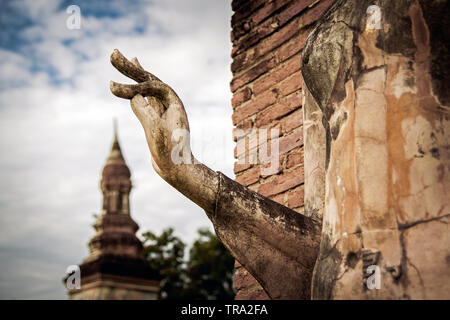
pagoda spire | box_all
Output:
[113,117,118,139]
[67,120,160,300]
[106,118,126,166]
[88,121,140,259]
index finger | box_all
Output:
[110,49,161,83]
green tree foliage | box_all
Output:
[184,229,235,300]
[142,227,235,300]
[142,227,187,299]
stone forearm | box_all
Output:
[162,160,220,216]
[207,172,322,300]
[164,161,321,299]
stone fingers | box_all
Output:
[110,49,161,83]
[110,80,170,103]
[131,57,144,71]
[130,94,159,125]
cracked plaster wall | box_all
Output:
[302,0,449,299]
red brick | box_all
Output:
[279,71,303,97]
[233,89,278,125]
[258,122,280,141]
[258,125,282,160]
[231,52,250,73]
[233,127,253,143]
[231,21,251,43]
[234,140,244,159]
[235,125,282,165]
[251,3,276,25]
[279,129,303,155]
[270,192,285,205]
[277,0,314,25]
[286,148,304,169]
[260,155,283,178]
[232,3,303,61]
[232,0,296,57]
[278,28,309,62]
[233,125,253,144]
[230,57,276,92]
[255,93,302,127]
[234,130,258,159]
[269,122,282,134]
[232,22,276,57]
[236,166,260,186]
[253,55,301,95]
[234,138,249,159]
[237,118,254,131]
[232,0,334,58]
[254,19,299,59]
[234,161,252,174]
[288,187,305,208]
[232,0,266,25]
[231,0,245,11]
[300,0,335,27]
[230,0,335,301]
[283,108,303,133]
[258,166,304,197]
[232,87,252,109]
[252,0,291,25]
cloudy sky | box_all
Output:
[0,0,233,299]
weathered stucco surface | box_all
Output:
[303,0,449,299]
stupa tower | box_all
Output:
[68,122,160,300]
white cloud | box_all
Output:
[0,0,233,299]
[11,0,62,22]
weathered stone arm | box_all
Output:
[109,49,321,299]
[211,172,321,299]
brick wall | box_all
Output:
[230,0,335,300]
